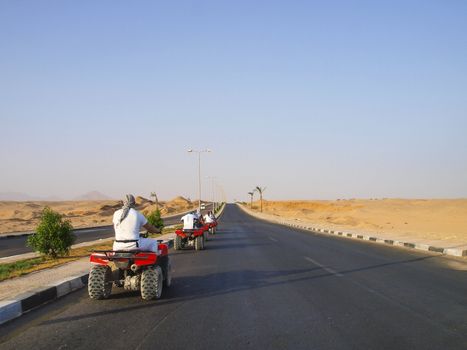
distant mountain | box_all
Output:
[73,191,112,201]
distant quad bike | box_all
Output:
[88,241,172,300]
[174,225,208,251]
[207,221,218,235]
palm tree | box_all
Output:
[248,191,255,209]
[255,186,266,212]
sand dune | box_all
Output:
[249,199,467,246]
[0,196,197,234]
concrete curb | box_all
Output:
[237,204,467,258]
[0,273,90,326]
[0,238,174,325]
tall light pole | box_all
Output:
[206,176,217,212]
[187,148,211,212]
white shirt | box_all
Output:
[113,208,147,250]
[181,213,195,230]
[204,214,214,223]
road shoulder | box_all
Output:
[237,204,467,258]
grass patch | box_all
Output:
[0,242,113,282]
[0,226,178,282]
[0,257,45,281]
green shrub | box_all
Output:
[146,209,164,230]
[215,202,225,214]
[27,207,75,259]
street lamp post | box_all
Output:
[188,148,211,212]
[206,176,217,212]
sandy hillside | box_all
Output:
[0,196,197,234]
[249,199,467,246]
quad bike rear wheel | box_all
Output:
[174,235,182,250]
[88,265,112,299]
[195,235,204,251]
[164,260,172,287]
[141,265,163,300]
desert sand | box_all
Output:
[0,196,197,234]
[249,199,467,247]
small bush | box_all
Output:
[215,203,225,214]
[27,207,75,259]
[146,209,164,230]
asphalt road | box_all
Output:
[0,205,213,258]
[0,204,466,349]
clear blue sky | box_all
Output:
[1,0,466,201]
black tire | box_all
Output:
[174,235,181,250]
[141,266,163,300]
[195,235,204,251]
[195,236,203,250]
[164,260,172,288]
[88,265,112,299]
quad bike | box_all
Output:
[173,225,208,251]
[88,241,172,300]
[207,221,218,235]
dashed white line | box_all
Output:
[268,237,278,242]
[304,256,343,277]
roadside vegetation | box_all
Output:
[255,186,266,212]
[27,207,75,259]
[246,187,266,211]
[214,202,225,215]
[145,208,164,230]
[248,191,255,209]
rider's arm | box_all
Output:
[143,223,161,234]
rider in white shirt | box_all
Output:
[181,212,196,230]
[204,212,214,224]
[113,194,161,252]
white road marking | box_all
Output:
[269,237,278,242]
[304,256,343,277]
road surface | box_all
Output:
[0,204,466,349]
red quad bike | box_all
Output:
[208,221,218,235]
[173,225,209,251]
[88,241,172,300]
